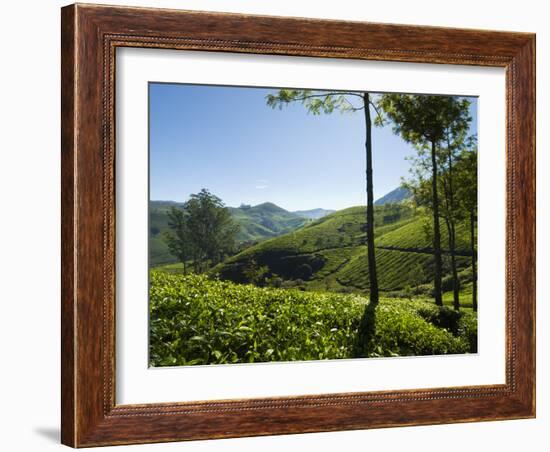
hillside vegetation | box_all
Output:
[149,201,311,266]
[209,204,473,299]
[149,272,476,366]
[229,202,309,242]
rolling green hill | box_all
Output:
[228,202,310,242]
[212,203,473,298]
[149,201,310,266]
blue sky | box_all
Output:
[149,83,477,211]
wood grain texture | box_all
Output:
[60,5,76,446]
[60,3,536,447]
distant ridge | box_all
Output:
[246,202,289,214]
[375,187,411,205]
[149,200,310,266]
[292,208,335,220]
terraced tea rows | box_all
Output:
[212,204,473,295]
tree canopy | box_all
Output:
[163,189,239,272]
[378,94,471,145]
[380,94,473,307]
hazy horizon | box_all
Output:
[149,197,360,213]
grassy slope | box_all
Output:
[212,204,473,297]
[150,272,477,366]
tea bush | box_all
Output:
[149,271,476,366]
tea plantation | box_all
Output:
[210,204,474,301]
[149,272,477,366]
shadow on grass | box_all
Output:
[353,301,377,357]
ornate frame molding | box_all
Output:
[61,4,535,447]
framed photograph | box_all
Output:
[61,3,535,447]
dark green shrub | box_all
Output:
[457,312,478,353]
[296,263,313,280]
[365,303,467,357]
[267,276,283,288]
[416,305,461,333]
[441,274,456,292]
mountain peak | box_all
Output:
[374,187,411,206]
[252,202,288,213]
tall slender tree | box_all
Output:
[455,147,478,311]
[266,90,381,305]
[379,95,471,306]
[441,145,461,310]
[439,130,470,310]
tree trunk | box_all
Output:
[445,141,460,310]
[181,255,187,274]
[430,139,443,306]
[470,208,477,312]
[449,221,460,310]
[194,254,200,274]
[363,93,379,306]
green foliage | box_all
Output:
[162,207,192,271]
[414,301,477,351]
[377,94,471,144]
[415,304,463,334]
[149,272,476,366]
[296,263,313,280]
[379,94,476,309]
[162,189,240,272]
[185,189,240,265]
[266,89,365,115]
[242,259,270,286]
[364,301,470,357]
[457,310,478,352]
[454,147,478,217]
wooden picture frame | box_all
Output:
[61,3,535,447]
